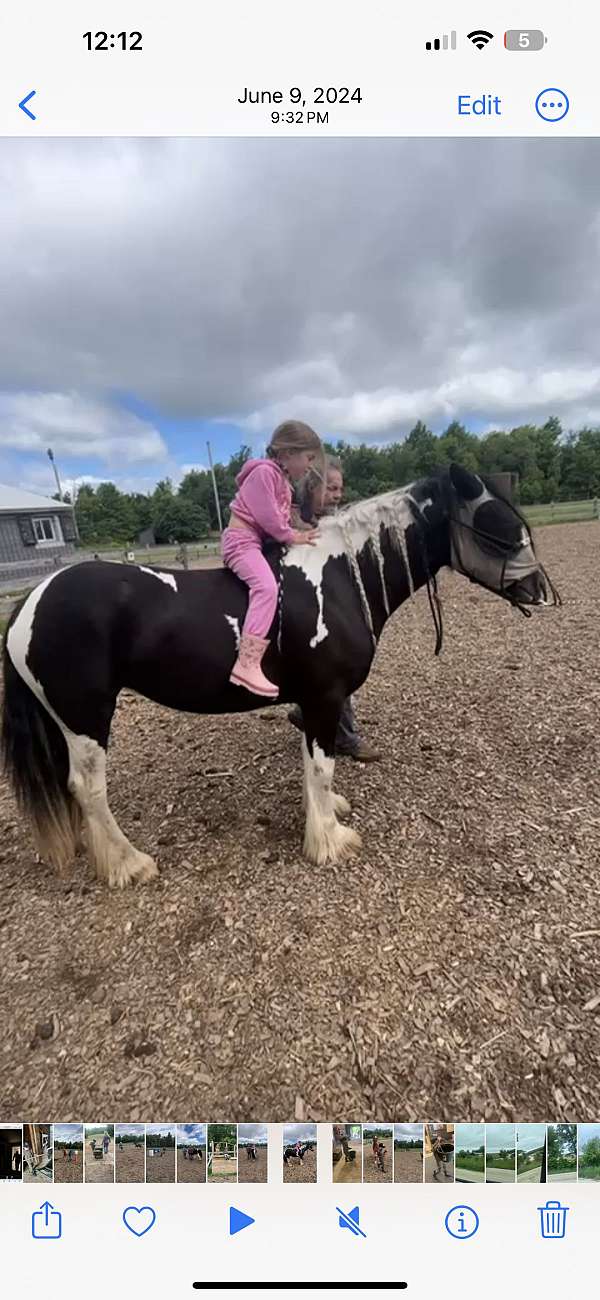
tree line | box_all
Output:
[66,419,600,547]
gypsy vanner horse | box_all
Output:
[1,464,558,887]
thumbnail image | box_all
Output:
[332,1124,362,1183]
[486,1124,516,1183]
[362,1125,392,1183]
[516,1125,546,1183]
[23,1125,53,1183]
[146,1126,176,1182]
[547,1125,577,1182]
[207,1125,237,1182]
[0,1125,22,1180]
[177,1125,206,1183]
[578,1125,600,1181]
[84,1124,115,1183]
[115,1125,145,1183]
[424,1124,454,1184]
[394,1125,423,1183]
[455,1125,485,1184]
[283,1125,317,1183]
[53,1125,83,1183]
[238,1124,268,1183]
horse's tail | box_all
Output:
[1,603,81,869]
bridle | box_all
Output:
[449,511,562,615]
[406,491,561,657]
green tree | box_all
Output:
[437,421,480,471]
[404,420,439,475]
[153,497,210,543]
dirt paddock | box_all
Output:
[146,1148,175,1182]
[394,1149,423,1183]
[116,1145,145,1183]
[53,1153,83,1183]
[176,1149,206,1182]
[2,523,600,1119]
[283,1148,317,1183]
[238,1146,268,1183]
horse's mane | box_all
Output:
[316,478,432,636]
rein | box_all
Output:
[406,499,444,656]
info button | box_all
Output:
[457,93,502,117]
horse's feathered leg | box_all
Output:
[300,700,361,866]
[65,733,158,889]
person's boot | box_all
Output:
[337,739,382,762]
[230,634,278,698]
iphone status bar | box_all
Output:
[0,0,596,136]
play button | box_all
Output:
[229,1206,255,1236]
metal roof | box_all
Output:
[0,483,73,513]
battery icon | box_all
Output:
[504,29,547,50]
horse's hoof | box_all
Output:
[304,822,361,866]
[107,852,159,889]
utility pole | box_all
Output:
[206,440,223,533]
[47,447,63,500]
[48,448,81,543]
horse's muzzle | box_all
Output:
[506,569,548,607]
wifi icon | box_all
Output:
[467,29,494,49]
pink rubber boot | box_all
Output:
[230,633,278,698]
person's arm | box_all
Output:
[240,465,295,543]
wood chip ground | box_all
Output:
[1,522,599,1120]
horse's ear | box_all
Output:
[448,463,484,502]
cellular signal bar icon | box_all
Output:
[425,31,457,51]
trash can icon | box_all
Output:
[538,1200,568,1239]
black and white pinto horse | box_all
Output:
[1,464,557,887]
[283,1141,314,1165]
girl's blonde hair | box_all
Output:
[267,420,326,506]
[267,420,323,459]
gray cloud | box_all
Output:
[1,137,599,472]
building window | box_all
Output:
[32,516,64,546]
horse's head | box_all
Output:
[443,463,559,612]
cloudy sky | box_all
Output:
[283,1123,316,1143]
[177,1124,206,1146]
[486,1124,516,1154]
[516,1124,546,1154]
[455,1124,484,1152]
[2,137,599,497]
[53,1124,82,1143]
[238,1123,268,1143]
[394,1123,423,1141]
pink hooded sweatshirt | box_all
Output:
[228,458,295,544]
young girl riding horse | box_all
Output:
[222,420,323,698]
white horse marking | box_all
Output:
[7,570,65,711]
[225,614,241,650]
[283,488,418,648]
[7,570,157,886]
[65,734,157,888]
[301,737,361,865]
[138,566,178,591]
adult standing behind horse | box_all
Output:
[288,455,381,762]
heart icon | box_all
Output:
[122,1205,157,1237]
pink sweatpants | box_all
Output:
[222,526,278,638]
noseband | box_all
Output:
[449,510,561,615]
